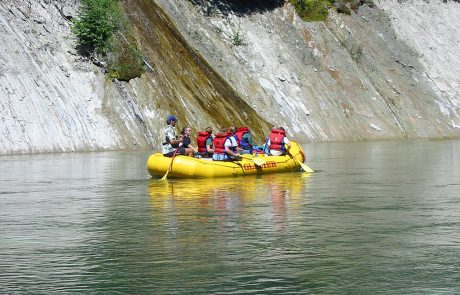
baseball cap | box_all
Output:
[167,114,178,121]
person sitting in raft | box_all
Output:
[196,126,214,158]
[212,127,240,161]
[178,126,197,157]
[162,114,183,157]
[226,126,244,158]
[235,126,257,154]
[266,127,291,156]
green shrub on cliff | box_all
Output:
[106,35,145,82]
[290,0,333,21]
[72,0,144,81]
[290,0,375,21]
[72,0,122,55]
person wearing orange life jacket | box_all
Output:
[212,127,241,161]
[212,127,230,161]
[266,127,291,156]
[196,126,214,158]
[235,126,256,154]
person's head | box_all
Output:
[205,126,213,134]
[278,127,285,132]
[220,127,227,134]
[166,114,178,126]
[181,126,192,136]
[228,126,236,133]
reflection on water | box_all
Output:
[148,173,309,204]
[144,173,314,294]
[1,140,459,294]
[148,173,311,233]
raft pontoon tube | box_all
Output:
[147,141,309,178]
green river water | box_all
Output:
[1,140,459,294]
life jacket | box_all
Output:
[235,127,248,144]
[269,129,286,151]
[235,126,252,150]
[225,134,238,155]
[196,131,212,153]
[213,133,229,154]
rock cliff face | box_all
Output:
[0,0,147,154]
[1,0,459,155]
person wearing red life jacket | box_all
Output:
[235,126,256,154]
[212,128,230,161]
[196,126,214,158]
[266,127,291,156]
[212,127,241,161]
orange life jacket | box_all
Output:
[213,133,229,154]
[196,131,212,153]
[269,129,286,151]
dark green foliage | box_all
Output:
[290,0,374,21]
[106,35,145,82]
[72,0,144,81]
[289,0,334,21]
[72,0,122,56]
[232,31,244,46]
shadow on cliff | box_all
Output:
[190,0,285,16]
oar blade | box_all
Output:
[240,154,266,166]
[253,157,266,166]
[160,169,169,181]
[299,162,314,173]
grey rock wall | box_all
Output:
[1,0,459,155]
[155,0,460,141]
[0,0,156,154]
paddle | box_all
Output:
[160,150,178,181]
[240,154,266,166]
[286,149,314,173]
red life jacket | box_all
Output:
[213,133,229,154]
[196,131,212,153]
[235,126,249,147]
[269,129,286,151]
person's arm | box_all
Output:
[284,137,291,149]
[225,146,240,157]
[170,137,182,146]
[206,138,214,153]
[232,136,245,152]
[167,130,182,146]
[225,139,240,157]
[188,142,197,152]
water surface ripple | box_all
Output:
[1,140,459,294]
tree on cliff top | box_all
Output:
[71,0,122,56]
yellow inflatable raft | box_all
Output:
[147,141,309,178]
